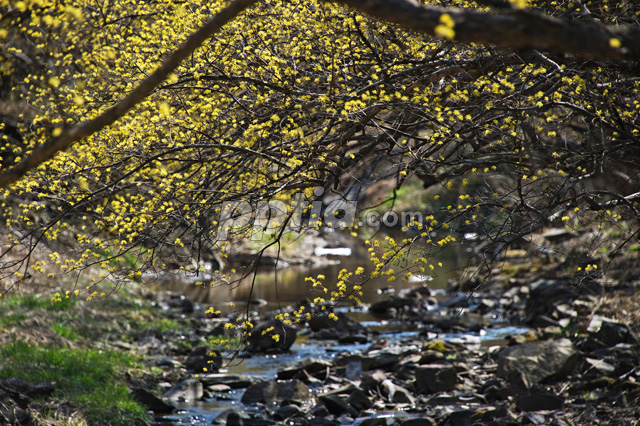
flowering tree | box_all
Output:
[1,0,639,307]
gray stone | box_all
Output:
[345,361,363,381]
[497,338,577,384]
[246,320,297,353]
[166,378,203,402]
[201,374,260,389]
[241,379,310,404]
[361,370,388,390]
[380,379,415,405]
[415,364,458,393]
[277,358,332,381]
[522,412,546,425]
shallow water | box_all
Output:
[161,319,528,425]
[156,237,524,424]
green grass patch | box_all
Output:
[0,341,149,426]
[51,321,80,341]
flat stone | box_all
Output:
[241,379,310,404]
[497,338,577,384]
[201,374,260,389]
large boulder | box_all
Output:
[497,338,577,384]
[246,320,297,353]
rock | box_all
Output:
[318,394,359,417]
[246,320,297,353]
[584,357,616,376]
[516,388,564,411]
[309,312,366,334]
[541,228,578,243]
[400,418,437,426]
[2,378,55,399]
[359,418,388,426]
[477,298,497,314]
[524,280,575,325]
[308,417,339,426]
[595,320,638,346]
[497,338,577,384]
[166,378,203,402]
[439,293,473,308]
[214,409,249,425]
[201,374,260,389]
[345,361,363,381]
[347,389,373,411]
[130,387,175,414]
[0,393,30,425]
[447,410,473,426]
[380,379,415,405]
[274,404,303,420]
[522,412,546,425]
[277,359,332,382]
[184,346,222,373]
[361,370,388,390]
[415,364,459,393]
[369,295,416,314]
[419,350,445,364]
[241,379,310,404]
[208,384,232,392]
[338,334,369,344]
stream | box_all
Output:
[155,238,529,425]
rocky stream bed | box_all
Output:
[2,235,640,426]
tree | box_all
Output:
[1,0,639,310]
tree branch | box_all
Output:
[0,0,260,189]
[333,0,640,61]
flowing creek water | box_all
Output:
[156,241,529,425]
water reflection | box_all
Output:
[153,236,468,311]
